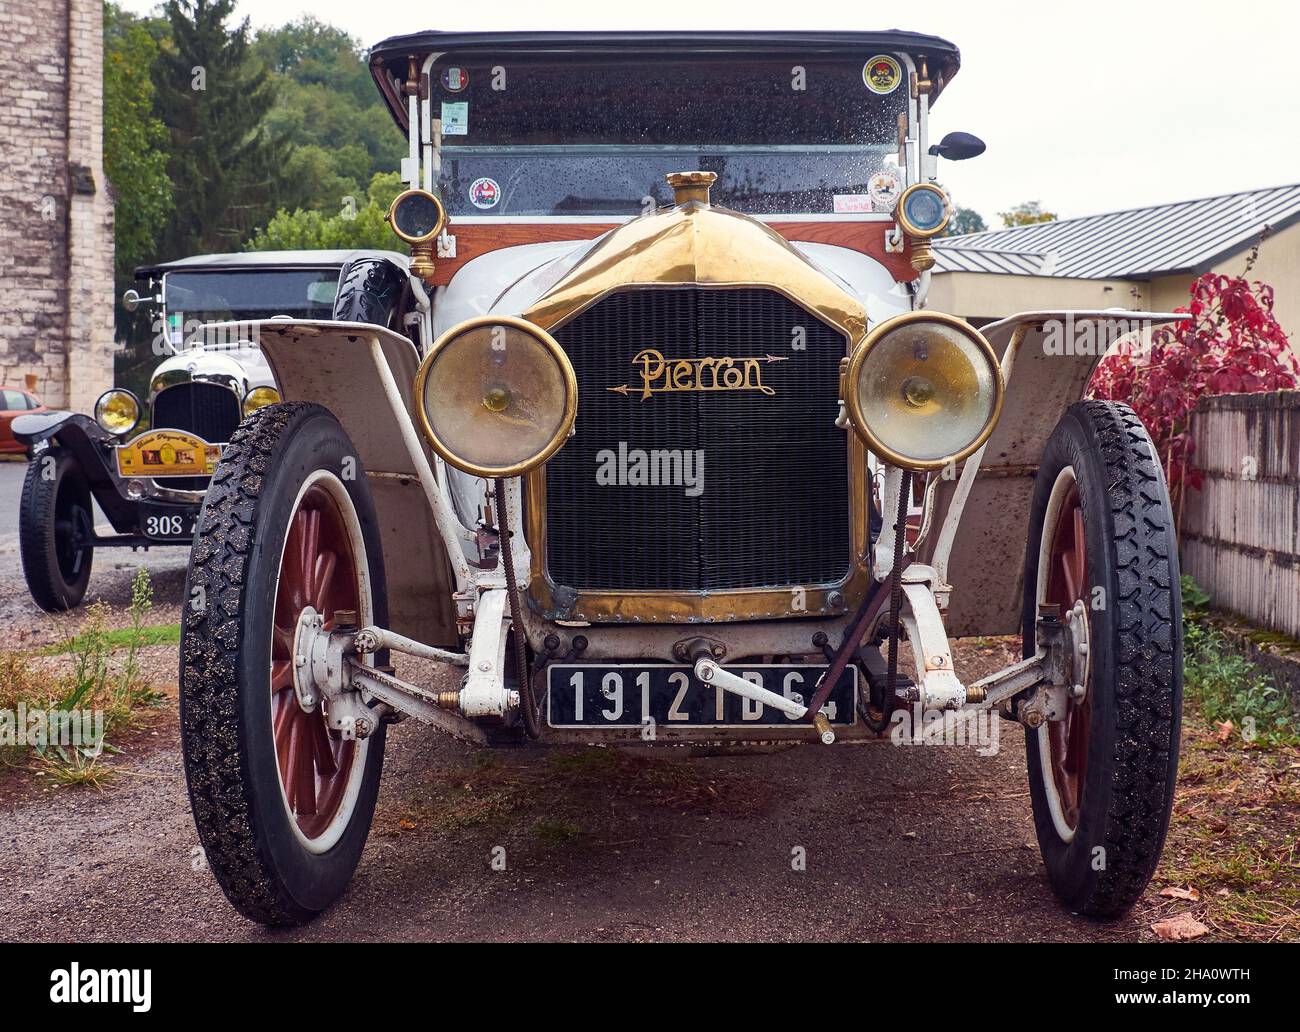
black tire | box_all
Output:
[332,256,407,329]
[19,448,94,612]
[1022,400,1182,918]
[180,403,389,926]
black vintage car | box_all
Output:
[14,248,412,611]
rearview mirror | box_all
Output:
[121,288,142,312]
[929,132,986,161]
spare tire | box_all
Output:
[332,256,408,330]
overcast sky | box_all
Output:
[117,0,1300,225]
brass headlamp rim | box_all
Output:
[94,387,141,436]
[385,188,448,246]
[412,314,579,479]
[895,182,952,239]
[842,311,1004,471]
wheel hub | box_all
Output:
[1064,599,1090,704]
[292,606,326,713]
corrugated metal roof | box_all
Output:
[932,246,1049,275]
[934,183,1300,279]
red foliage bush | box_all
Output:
[1090,240,1298,524]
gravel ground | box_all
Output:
[0,457,1197,942]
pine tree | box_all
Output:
[151,0,283,258]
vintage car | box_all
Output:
[14,248,410,611]
[1,384,46,453]
[177,30,1185,927]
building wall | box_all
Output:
[935,222,1299,352]
[0,0,114,412]
[927,271,1149,323]
[1150,221,1300,350]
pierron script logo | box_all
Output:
[608,348,786,400]
[49,964,152,1013]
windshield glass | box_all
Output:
[163,269,340,346]
[431,54,909,217]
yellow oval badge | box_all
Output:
[863,55,902,95]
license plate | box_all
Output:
[547,663,857,728]
[115,429,221,479]
[139,505,198,541]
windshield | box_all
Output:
[431,54,909,217]
[163,269,340,346]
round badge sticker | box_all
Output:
[469,177,501,210]
[868,169,901,210]
[863,55,902,95]
[441,66,469,92]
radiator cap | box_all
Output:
[666,170,716,207]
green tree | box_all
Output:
[997,201,1058,228]
[104,3,172,281]
[252,17,373,102]
[274,144,367,214]
[151,0,283,258]
[946,206,987,236]
[252,17,405,214]
[246,172,406,252]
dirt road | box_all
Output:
[0,469,1276,941]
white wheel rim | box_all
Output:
[270,469,373,855]
[1037,464,1079,844]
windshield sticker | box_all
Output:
[469,177,501,209]
[863,55,902,95]
[867,169,902,210]
[441,66,469,92]
[833,194,874,214]
[441,101,468,136]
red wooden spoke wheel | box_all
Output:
[1038,470,1090,837]
[271,480,364,845]
[181,405,391,926]
[1023,401,1181,919]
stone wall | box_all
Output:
[0,0,114,412]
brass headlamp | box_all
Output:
[842,312,1003,471]
[413,316,578,478]
[94,389,141,436]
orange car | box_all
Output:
[0,386,46,453]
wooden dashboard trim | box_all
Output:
[428,218,917,285]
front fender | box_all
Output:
[201,319,461,647]
[12,410,115,451]
[11,411,144,531]
[918,309,1189,638]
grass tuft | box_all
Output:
[1,568,166,783]
[1180,576,1299,748]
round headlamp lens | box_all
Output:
[848,316,1002,469]
[898,184,951,237]
[94,389,140,435]
[242,386,280,417]
[388,189,446,245]
[416,318,576,477]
